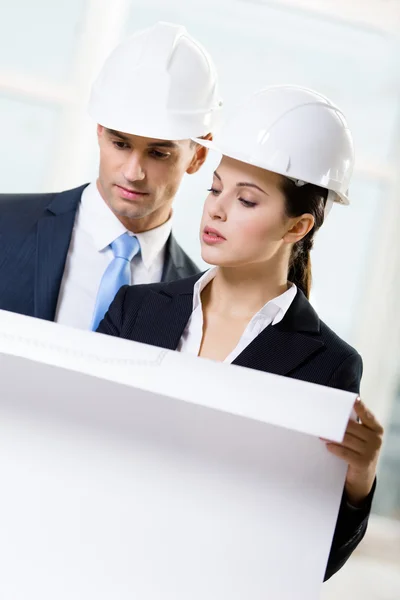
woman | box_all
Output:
[97,85,383,580]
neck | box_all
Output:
[203,259,290,320]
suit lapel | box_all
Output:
[233,290,325,375]
[34,185,86,320]
[232,324,324,375]
[161,234,200,282]
[162,256,182,283]
[132,287,195,350]
[161,234,184,282]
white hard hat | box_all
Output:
[88,21,222,140]
[194,85,354,205]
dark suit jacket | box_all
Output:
[0,185,199,321]
[97,275,375,581]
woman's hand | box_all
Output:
[323,398,384,506]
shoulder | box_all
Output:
[318,319,363,391]
[309,314,362,393]
[0,191,56,234]
[286,288,360,360]
[0,191,55,212]
[282,290,362,392]
[111,273,203,316]
[0,184,87,232]
[97,274,202,337]
[318,319,361,363]
[124,273,204,302]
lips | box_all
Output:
[204,227,226,239]
[115,184,149,200]
[202,226,226,245]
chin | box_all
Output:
[111,197,147,219]
[202,250,250,269]
[110,201,136,218]
[201,249,229,267]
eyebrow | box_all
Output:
[213,171,269,195]
[106,129,130,141]
[237,182,269,195]
[106,129,178,149]
[147,140,179,149]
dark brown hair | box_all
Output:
[280,178,328,299]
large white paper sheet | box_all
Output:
[0,310,356,600]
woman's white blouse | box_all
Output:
[177,267,297,362]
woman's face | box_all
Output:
[200,156,299,268]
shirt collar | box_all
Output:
[266,282,297,326]
[191,266,297,325]
[79,182,172,269]
[192,267,218,311]
[134,219,172,270]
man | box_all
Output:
[0,22,222,329]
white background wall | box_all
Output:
[1,1,400,597]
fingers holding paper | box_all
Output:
[323,398,384,506]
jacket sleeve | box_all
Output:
[324,351,375,581]
[96,285,129,337]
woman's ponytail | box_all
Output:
[287,235,314,299]
[280,180,328,299]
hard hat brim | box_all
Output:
[192,137,350,206]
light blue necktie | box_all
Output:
[91,232,140,331]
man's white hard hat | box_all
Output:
[88,21,222,140]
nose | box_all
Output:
[123,152,145,182]
[208,193,227,221]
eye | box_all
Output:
[149,149,170,159]
[207,187,221,196]
[239,198,257,208]
[113,141,129,150]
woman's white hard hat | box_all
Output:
[193,85,354,206]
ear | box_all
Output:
[97,124,104,142]
[283,214,315,245]
[186,132,213,175]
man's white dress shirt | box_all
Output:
[55,182,172,330]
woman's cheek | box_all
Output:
[199,202,210,227]
[240,217,270,242]
[242,218,280,257]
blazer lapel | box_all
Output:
[161,234,185,282]
[132,278,199,350]
[232,325,324,375]
[161,234,200,282]
[233,290,325,376]
[34,185,87,320]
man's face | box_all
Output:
[97,126,208,231]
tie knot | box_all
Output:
[110,232,140,261]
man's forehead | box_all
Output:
[105,128,187,148]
